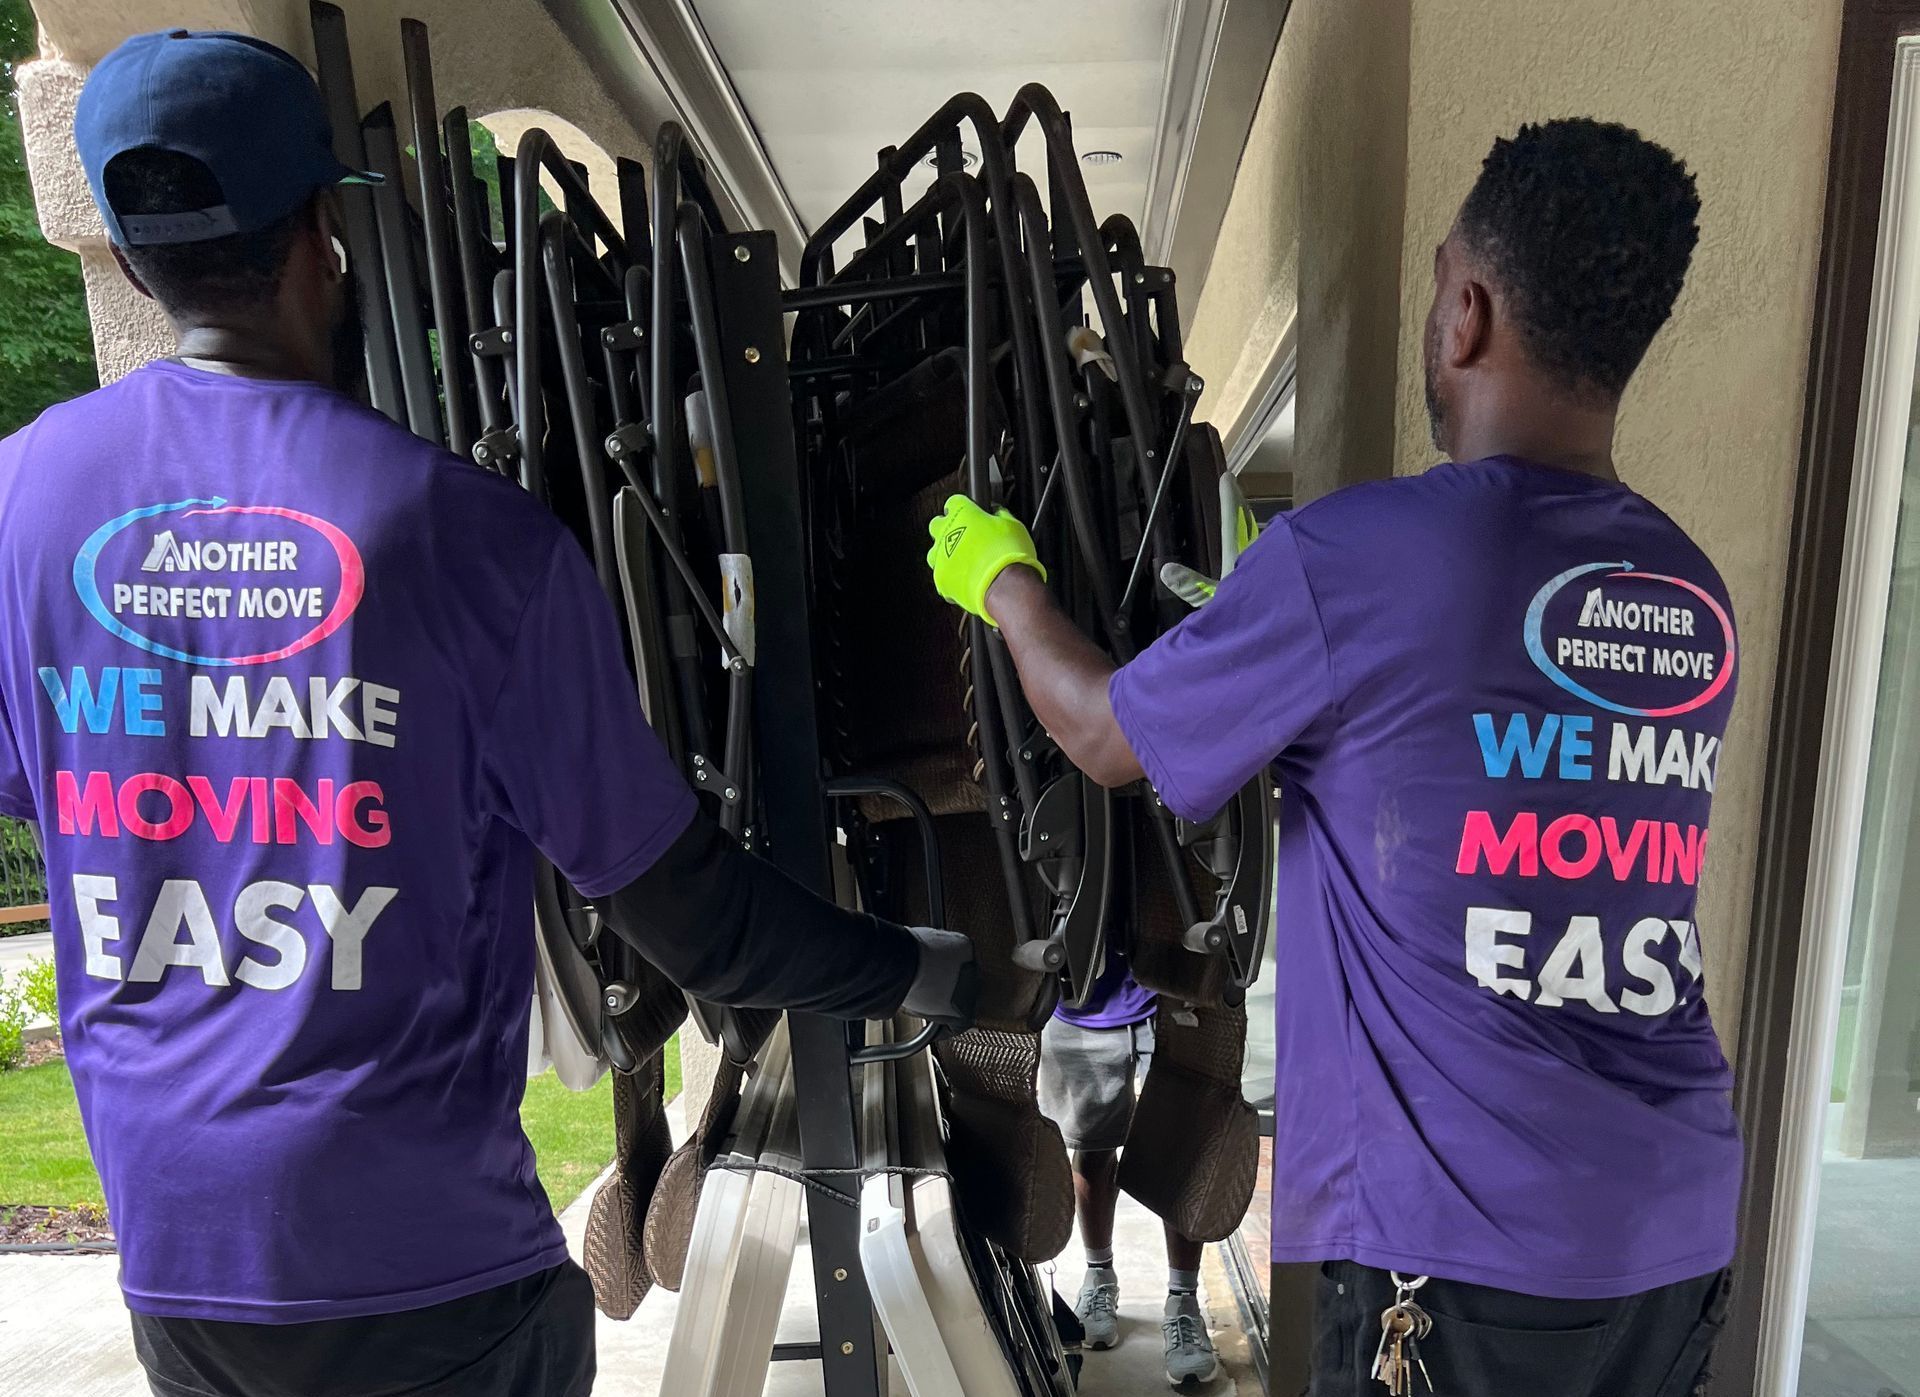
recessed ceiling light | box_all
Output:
[1081,150,1124,166]
[921,149,980,170]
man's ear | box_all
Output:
[109,243,154,300]
[1449,272,1494,371]
[306,192,347,284]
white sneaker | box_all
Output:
[1163,1292,1220,1387]
[1075,1267,1121,1350]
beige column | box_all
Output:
[18,2,318,379]
[16,49,169,382]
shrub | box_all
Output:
[0,974,26,1071]
[19,956,55,1023]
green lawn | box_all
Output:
[521,1037,682,1211]
[0,1036,683,1215]
[0,1062,104,1207]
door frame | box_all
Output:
[1725,2,1920,1390]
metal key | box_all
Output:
[1399,1302,1435,1394]
[1372,1306,1416,1394]
[1372,1274,1436,1395]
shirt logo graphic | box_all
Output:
[74,498,365,667]
[140,531,176,572]
[1522,561,1734,718]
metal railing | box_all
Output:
[0,815,48,932]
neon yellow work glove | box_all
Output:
[925,494,1046,626]
[1158,562,1219,608]
[1159,491,1261,609]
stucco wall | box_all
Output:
[1185,0,1411,506]
[1185,0,1842,1056]
[1386,0,1843,1055]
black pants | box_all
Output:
[132,1261,596,1397]
[1305,1261,1731,1397]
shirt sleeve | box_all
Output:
[0,683,33,821]
[0,431,35,821]
[482,532,697,896]
[1108,515,1336,822]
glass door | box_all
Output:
[1765,37,1920,1396]
[1797,324,1920,1396]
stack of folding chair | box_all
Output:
[791,87,1274,1280]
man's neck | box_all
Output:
[173,323,332,387]
[1446,379,1620,482]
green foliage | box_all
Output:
[467,120,557,245]
[19,956,54,1022]
[0,815,37,857]
[0,0,96,436]
[469,120,506,245]
[0,971,26,1071]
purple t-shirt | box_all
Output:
[1110,458,1742,1299]
[0,362,696,1322]
[1054,945,1155,1030]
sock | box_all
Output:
[1086,1247,1116,1271]
[1169,1267,1199,1297]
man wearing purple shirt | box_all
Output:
[930,119,1738,1395]
[1037,945,1219,1384]
[0,31,973,1397]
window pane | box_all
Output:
[1797,348,1920,1395]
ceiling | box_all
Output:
[563,0,1288,289]
[690,0,1176,246]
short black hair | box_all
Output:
[1457,118,1700,400]
[103,147,308,318]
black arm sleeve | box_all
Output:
[589,811,919,1018]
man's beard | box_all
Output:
[329,262,369,395]
[1423,315,1447,453]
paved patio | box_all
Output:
[1798,1153,1920,1393]
[577,1177,1256,1396]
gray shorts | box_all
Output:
[1037,1017,1155,1151]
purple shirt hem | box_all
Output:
[1054,1000,1156,1030]
[1109,670,1210,825]
[119,1240,573,1324]
[1270,1238,1735,1301]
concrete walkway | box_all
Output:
[576,1165,1259,1396]
[0,930,51,977]
[0,931,55,1036]
[0,1074,1257,1396]
[0,1250,143,1396]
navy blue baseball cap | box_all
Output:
[75,29,380,247]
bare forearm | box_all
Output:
[986,566,1145,788]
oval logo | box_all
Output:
[1523,560,1734,719]
[73,498,366,667]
